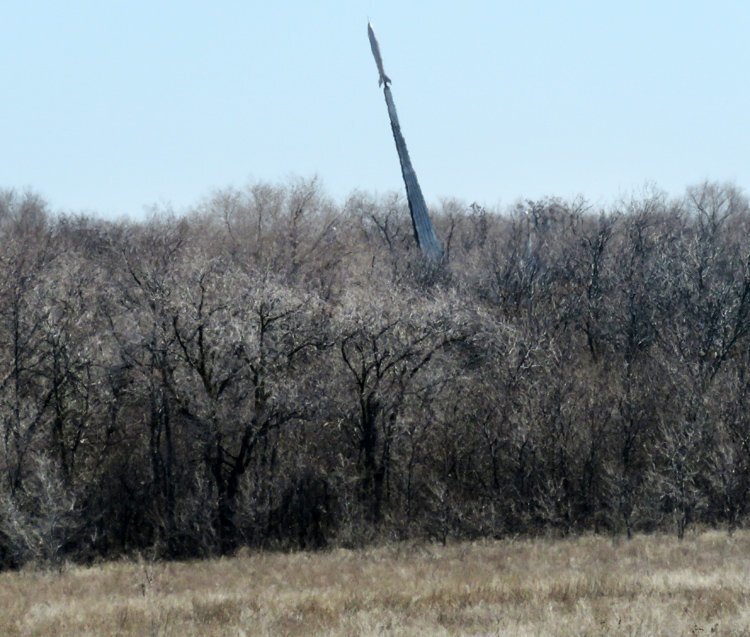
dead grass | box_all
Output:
[2,531,750,636]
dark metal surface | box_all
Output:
[382,86,443,260]
[368,22,443,261]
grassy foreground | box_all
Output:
[2,531,750,636]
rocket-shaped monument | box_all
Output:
[367,22,443,261]
[367,22,391,87]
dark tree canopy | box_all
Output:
[1,181,749,567]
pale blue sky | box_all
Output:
[2,1,748,218]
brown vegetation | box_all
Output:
[1,180,750,565]
[2,531,750,636]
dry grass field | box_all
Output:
[2,531,750,636]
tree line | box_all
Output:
[1,180,749,567]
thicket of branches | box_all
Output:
[1,180,749,567]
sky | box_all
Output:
[1,1,748,219]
